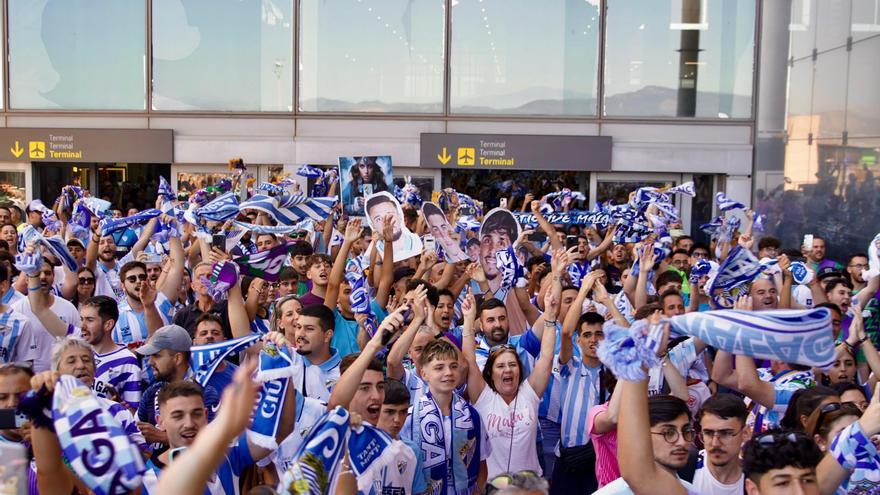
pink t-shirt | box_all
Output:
[588,403,620,487]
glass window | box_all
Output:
[298,0,444,113]
[811,47,849,139]
[788,0,817,61]
[846,36,880,137]
[815,0,851,52]
[851,0,880,42]
[786,59,815,140]
[604,0,756,118]
[597,180,673,205]
[0,172,26,202]
[8,0,145,110]
[449,0,600,115]
[152,0,293,111]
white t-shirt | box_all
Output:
[11,296,81,372]
[693,453,745,495]
[474,380,542,477]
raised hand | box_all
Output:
[140,278,158,306]
[461,289,477,321]
[382,213,395,242]
[344,218,363,243]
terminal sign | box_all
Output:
[420,133,612,171]
[0,128,173,163]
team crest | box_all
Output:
[397,459,408,475]
[460,437,476,467]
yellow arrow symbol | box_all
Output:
[10,141,23,158]
[437,147,451,165]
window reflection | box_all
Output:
[152,0,293,111]
[8,0,145,110]
[450,0,600,115]
[604,0,756,118]
[298,0,444,113]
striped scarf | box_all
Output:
[280,406,350,495]
[189,333,262,388]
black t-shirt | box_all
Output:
[172,299,232,339]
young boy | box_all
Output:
[402,339,489,495]
[299,253,332,306]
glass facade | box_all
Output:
[0,0,757,116]
[7,0,146,110]
[756,0,880,261]
[604,0,756,118]
[298,0,445,113]
[449,0,600,115]
[152,0,293,111]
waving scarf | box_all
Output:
[240,194,338,225]
[248,341,295,449]
[596,320,665,381]
[669,308,835,368]
[18,225,78,271]
[495,247,524,302]
[411,391,481,495]
[52,376,145,495]
[715,192,745,212]
[198,260,240,301]
[232,242,293,282]
[232,220,302,236]
[81,197,112,218]
[99,209,162,236]
[194,192,240,222]
[708,245,762,307]
[189,333,262,388]
[158,176,175,202]
[345,255,378,337]
[348,422,404,494]
[280,406,350,495]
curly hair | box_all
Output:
[742,430,823,484]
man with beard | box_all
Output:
[86,215,158,300]
[136,324,219,439]
[366,193,421,261]
[473,298,531,373]
[0,363,36,486]
[692,394,747,495]
[11,256,80,372]
[115,260,180,345]
[27,280,142,409]
[291,304,341,402]
[804,235,843,273]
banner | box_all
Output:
[338,156,394,217]
[513,209,611,227]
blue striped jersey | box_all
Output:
[474,333,533,377]
[97,396,148,452]
[557,356,603,448]
[0,307,38,364]
[141,435,254,495]
[67,324,142,409]
[519,323,580,421]
[113,292,176,345]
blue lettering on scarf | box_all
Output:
[259,380,284,418]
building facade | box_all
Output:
[0,0,875,256]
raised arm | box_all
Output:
[527,288,559,397]
[634,244,657,310]
[661,355,689,401]
[817,383,880,495]
[710,350,739,391]
[461,290,486,403]
[734,353,776,409]
[139,279,166,337]
[373,230,395,307]
[591,380,624,434]
[325,219,362,311]
[855,274,880,309]
[386,286,428,381]
[158,218,184,301]
[586,227,615,262]
[27,273,70,338]
[530,200,562,252]
[561,272,595,366]
[129,217,158,258]
[848,307,880,385]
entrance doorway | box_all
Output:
[34,163,171,211]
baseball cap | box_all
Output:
[66,238,85,249]
[135,325,192,356]
[816,266,843,281]
[26,199,47,213]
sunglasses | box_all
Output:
[489,343,516,353]
[289,231,308,239]
[125,274,148,283]
[486,471,540,494]
[755,431,806,448]
[78,277,95,285]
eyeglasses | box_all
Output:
[849,263,869,269]
[651,426,695,444]
[124,274,148,283]
[78,277,95,285]
[691,252,709,259]
[812,402,844,435]
[699,428,743,442]
[489,343,516,353]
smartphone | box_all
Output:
[424,235,436,251]
[459,205,476,216]
[0,442,26,495]
[0,408,26,429]
[401,305,414,326]
[212,233,226,252]
[566,235,579,250]
[499,198,508,209]
[363,184,374,197]
[803,234,814,250]
[528,232,548,243]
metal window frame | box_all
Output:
[0,0,758,128]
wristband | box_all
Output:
[544,320,557,326]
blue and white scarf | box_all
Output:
[568,261,590,289]
[495,247,524,302]
[52,376,145,495]
[240,194,338,225]
[232,220,301,236]
[81,197,112,218]
[411,391,481,495]
[597,320,664,381]
[249,341,295,449]
[348,422,404,494]
[346,256,378,337]
[279,406,350,495]
[667,181,696,197]
[257,182,288,196]
[158,176,175,201]
[18,225,78,272]
[189,333,262,388]
[708,245,762,307]
[669,308,835,368]
[715,191,745,212]
[789,261,814,285]
[195,192,240,223]
[99,209,162,236]
[829,420,880,493]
